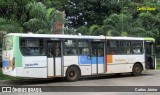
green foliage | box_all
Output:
[76,26,89,35]
[46,8,55,21]
[62,0,121,28]
[0,1,65,34]
[0,0,159,38]
[23,18,47,32]
[0,69,23,80]
[24,1,65,33]
[89,25,99,35]
[74,0,160,38]
[26,2,47,20]
[0,18,23,33]
[103,13,133,36]
[121,32,128,36]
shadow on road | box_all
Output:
[3,73,154,85]
[79,73,154,81]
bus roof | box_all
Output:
[144,38,155,42]
[6,33,154,41]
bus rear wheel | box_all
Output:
[132,64,142,76]
[66,66,80,82]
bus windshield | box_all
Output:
[3,36,13,51]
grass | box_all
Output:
[156,59,160,70]
[0,69,22,80]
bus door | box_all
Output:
[47,41,62,77]
[91,42,105,74]
[145,41,155,69]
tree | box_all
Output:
[0,0,33,26]
[23,1,65,33]
[76,26,89,35]
[0,0,65,34]
[103,13,133,36]
[23,2,47,33]
[0,18,23,33]
[62,0,122,28]
[132,12,160,37]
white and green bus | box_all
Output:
[2,33,156,81]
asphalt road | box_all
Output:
[0,70,160,95]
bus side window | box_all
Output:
[78,40,89,55]
[126,47,131,54]
[64,39,77,56]
[133,48,141,54]
[132,41,143,54]
[120,41,131,54]
[25,47,33,55]
[65,49,76,55]
[107,40,119,54]
[20,38,45,56]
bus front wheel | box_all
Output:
[132,64,142,76]
[66,66,80,82]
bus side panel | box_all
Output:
[126,55,145,72]
[79,66,91,75]
[78,55,91,75]
[63,56,78,76]
[2,50,14,72]
[13,36,23,77]
[106,64,126,74]
[23,68,47,78]
[22,56,47,78]
[106,55,145,74]
[14,36,23,67]
[15,67,24,77]
[2,35,16,76]
[106,55,126,73]
[64,56,91,76]
[97,57,104,74]
[63,56,78,66]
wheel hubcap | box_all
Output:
[69,70,75,78]
[135,67,140,73]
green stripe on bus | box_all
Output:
[13,36,22,67]
[144,38,155,42]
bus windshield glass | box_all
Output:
[3,36,13,51]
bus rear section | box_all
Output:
[144,38,156,70]
[2,35,15,76]
[2,35,48,78]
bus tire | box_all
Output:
[66,66,80,82]
[132,64,142,76]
